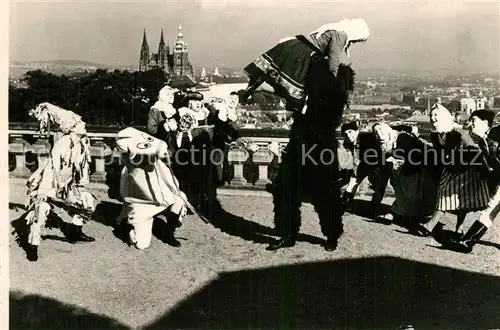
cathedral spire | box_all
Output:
[139,29,150,71]
[159,29,165,49]
[141,29,149,50]
[177,24,183,41]
[158,29,166,69]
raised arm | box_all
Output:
[325,30,346,77]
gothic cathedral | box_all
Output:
[139,25,194,77]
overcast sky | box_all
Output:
[9,0,500,73]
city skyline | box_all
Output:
[9,1,500,73]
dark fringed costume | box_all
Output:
[243,20,367,250]
[269,60,355,251]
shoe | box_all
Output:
[444,220,488,254]
[67,225,95,243]
[266,237,296,251]
[430,223,448,244]
[26,244,38,262]
[113,221,133,246]
[324,237,339,251]
[165,231,181,247]
[412,224,432,237]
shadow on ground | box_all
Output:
[346,199,392,221]
[208,200,325,246]
[94,199,325,247]
[142,256,500,330]
[10,291,129,329]
[10,205,72,259]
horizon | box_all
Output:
[8,59,499,77]
[9,1,500,74]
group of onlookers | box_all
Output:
[339,103,499,254]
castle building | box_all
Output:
[139,25,194,77]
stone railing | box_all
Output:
[8,122,379,194]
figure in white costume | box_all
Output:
[114,127,188,249]
[23,102,96,262]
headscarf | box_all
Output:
[158,85,178,103]
[214,101,238,122]
[152,85,178,118]
[372,122,399,153]
[310,18,370,57]
[429,103,459,133]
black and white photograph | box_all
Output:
[3,0,500,329]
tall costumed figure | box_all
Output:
[22,103,96,262]
[243,18,369,251]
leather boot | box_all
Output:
[26,244,38,262]
[165,230,181,247]
[324,236,340,251]
[161,213,181,247]
[113,220,133,246]
[67,225,95,243]
[444,221,488,254]
[266,236,296,251]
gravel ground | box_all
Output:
[8,178,500,329]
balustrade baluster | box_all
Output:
[32,135,51,168]
[227,147,249,186]
[252,147,274,186]
[9,135,30,178]
[90,138,111,183]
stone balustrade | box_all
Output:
[8,122,382,195]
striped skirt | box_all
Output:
[436,167,490,212]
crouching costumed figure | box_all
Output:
[23,102,96,262]
[114,127,188,249]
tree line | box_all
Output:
[9,68,285,126]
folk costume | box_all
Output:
[114,127,188,250]
[444,110,500,253]
[266,39,356,251]
[373,123,438,223]
[243,18,369,113]
[23,103,96,262]
[416,104,490,237]
[208,97,240,185]
[341,127,389,218]
[167,92,221,222]
[147,85,179,142]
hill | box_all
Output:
[11,59,107,67]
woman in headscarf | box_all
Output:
[413,104,490,237]
[147,85,179,141]
[371,122,438,226]
[242,18,369,113]
[208,92,240,186]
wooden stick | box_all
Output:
[123,196,209,224]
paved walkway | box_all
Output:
[8,178,500,329]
